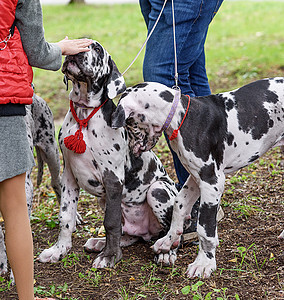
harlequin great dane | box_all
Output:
[0,93,61,276]
[111,78,284,278]
[38,40,194,269]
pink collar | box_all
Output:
[161,89,181,132]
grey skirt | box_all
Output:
[0,116,35,182]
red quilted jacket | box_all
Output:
[0,0,33,105]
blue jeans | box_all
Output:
[139,0,223,188]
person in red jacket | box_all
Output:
[0,0,92,299]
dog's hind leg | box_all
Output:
[38,166,79,263]
[35,145,61,204]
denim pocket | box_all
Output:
[162,0,203,26]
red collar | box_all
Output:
[64,99,108,154]
[168,95,190,141]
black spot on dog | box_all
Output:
[225,98,234,111]
[151,188,170,204]
[199,163,218,185]
[248,154,259,163]
[159,90,174,103]
[143,158,157,185]
[38,114,48,130]
[92,129,97,137]
[233,79,279,140]
[62,202,68,212]
[92,159,98,169]
[225,166,233,170]
[227,132,234,146]
[180,94,227,169]
[125,154,143,192]
[132,83,148,89]
[113,143,120,151]
[88,179,100,187]
[199,203,218,237]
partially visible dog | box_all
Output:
[0,93,61,275]
[38,41,194,269]
[112,78,284,278]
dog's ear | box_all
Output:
[63,75,69,91]
[111,104,126,128]
[106,57,126,99]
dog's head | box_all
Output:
[62,40,126,104]
[112,84,167,156]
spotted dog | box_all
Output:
[38,41,185,269]
[25,94,61,212]
[0,93,61,276]
[112,78,284,277]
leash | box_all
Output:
[122,0,179,88]
[171,0,179,88]
[122,0,167,76]
[64,99,107,154]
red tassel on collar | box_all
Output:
[64,100,107,154]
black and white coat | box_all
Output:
[38,41,186,268]
[112,78,284,277]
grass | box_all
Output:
[33,1,284,118]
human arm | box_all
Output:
[15,0,91,71]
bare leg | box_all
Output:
[0,173,34,300]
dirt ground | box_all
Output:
[1,143,283,299]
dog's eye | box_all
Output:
[94,47,101,54]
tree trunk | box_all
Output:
[69,0,85,4]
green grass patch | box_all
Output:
[33,1,284,118]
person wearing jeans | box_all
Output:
[139,0,224,231]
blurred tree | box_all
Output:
[69,0,85,3]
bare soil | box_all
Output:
[0,134,283,300]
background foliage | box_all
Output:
[33,1,284,119]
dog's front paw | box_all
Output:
[84,237,106,253]
[185,252,216,278]
[92,248,122,269]
[38,241,71,263]
[154,249,177,266]
[152,233,181,254]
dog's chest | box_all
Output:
[61,114,127,195]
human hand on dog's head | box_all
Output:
[57,36,93,56]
